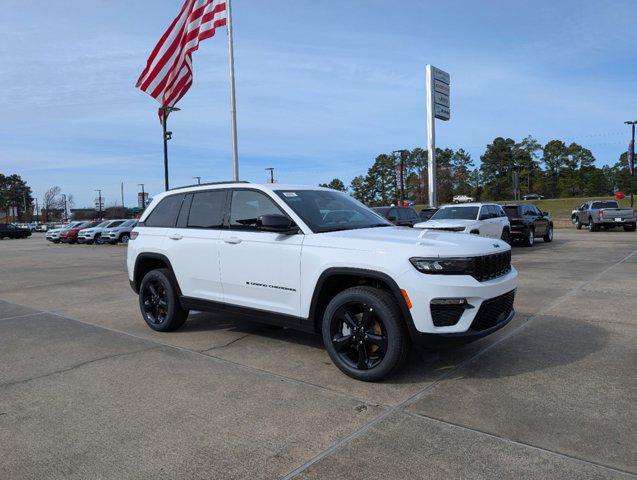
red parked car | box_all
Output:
[59,221,102,244]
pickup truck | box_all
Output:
[573,200,636,232]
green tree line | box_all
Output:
[321,136,632,206]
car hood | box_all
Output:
[306,226,508,257]
[413,219,481,229]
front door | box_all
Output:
[219,189,303,318]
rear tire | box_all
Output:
[523,227,534,247]
[500,228,511,244]
[139,268,188,332]
[588,218,598,232]
[624,223,636,232]
[322,286,410,382]
[543,225,553,242]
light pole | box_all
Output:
[138,184,145,212]
[265,167,274,183]
[95,189,102,220]
[61,194,68,221]
[392,150,409,205]
[159,106,180,191]
[624,120,636,208]
[34,198,39,223]
[193,176,201,185]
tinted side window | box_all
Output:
[144,194,184,228]
[387,209,397,220]
[229,190,284,230]
[188,190,226,228]
[480,206,492,219]
[397,208,409,220]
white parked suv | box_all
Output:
[414,203,511,243]
[78,219,127,245]
[127,183,517,381]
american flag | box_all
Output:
[136,0,227,116]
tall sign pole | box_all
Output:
[227,0,239,181]
[626,120,636,208]
[426,65,450,208]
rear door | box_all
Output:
[165,189,227,302]
[218,189,303,318]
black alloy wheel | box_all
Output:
[322,286,410,382]
[330,301,388,371]
[139,268,188,332]
[142,279,169,325]
[575,217,582,230]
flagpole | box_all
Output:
[226,0,239,181]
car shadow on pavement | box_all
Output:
[178,310,608,387]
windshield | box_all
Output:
[274,189,391,233]
[430,206,479,220]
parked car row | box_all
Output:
[0,223,33,239]
[371,202,553,247]
[45,219,138,245]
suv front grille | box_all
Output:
[472,251,511,282]
[471,290,515,331]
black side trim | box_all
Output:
[308,267,417,338]
[180,296,312,332]
[132,253,183,296]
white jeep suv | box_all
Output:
[414,203,511,243]
[127,183,517,381]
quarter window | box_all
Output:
[229,190,284,230]
[144,194,184,228]
[188,190,226,228]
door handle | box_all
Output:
[224,236,242,244]
[169,233,183,240]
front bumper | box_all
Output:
[397,266,518,335]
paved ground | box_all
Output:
[1,231,635,479]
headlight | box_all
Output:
[410,257,474,275]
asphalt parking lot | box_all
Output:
[1,231,635,479]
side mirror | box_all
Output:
[257,214,296,233]
[542,211,549,216]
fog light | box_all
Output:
[431,298,470,307]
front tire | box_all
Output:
[95,233,104,245]
[120,233,130,244]
[322,286,410,382]
[139,268,188,332]
[543,225,553,242]
[575,217,582,230]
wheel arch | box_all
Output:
[308,267,415,335]
[132,253,182,296]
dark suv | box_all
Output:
[503,204,553,247]
[371,206,421,227]
[0,224,32,239]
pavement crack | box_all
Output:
[0,346,160,389]
[198,334,251,353]
[404,411,636,476]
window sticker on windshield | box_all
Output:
[283,192,298,197]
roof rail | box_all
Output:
[168,180,250,191]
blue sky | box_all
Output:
[1,0,635,207]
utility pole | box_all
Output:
[265,167,274,184]
[121,182,125,208]
[392,150,409,205]
[95,189,102,220]
[34,198,39,222]
[193,176,201,185]
[138,184,145,212]
[61,194,68,221]
[159,106,180,191]
[624,120,636,208]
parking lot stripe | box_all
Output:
[0,311,45,323]
[279,248,637,480]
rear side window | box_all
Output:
[398,208,409,220]
[229,190,284,230]
[592,201,619,209]
[144,194,184,227]
[188,190,226,228]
